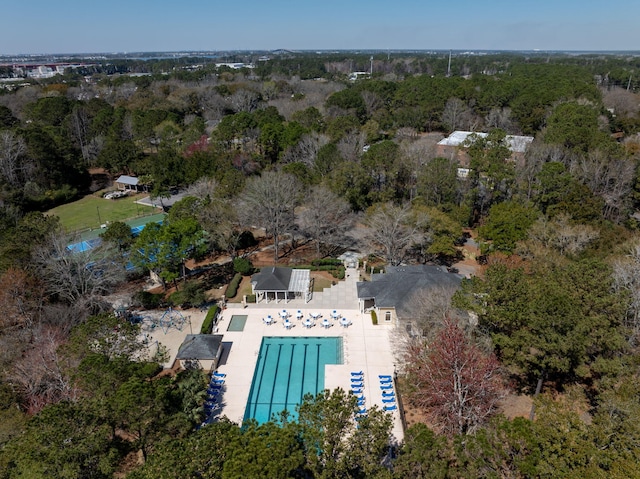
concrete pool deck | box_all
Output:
[213,267,404,442]
[142,267,404,442]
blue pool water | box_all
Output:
[244,337,343,424]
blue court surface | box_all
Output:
[66,237,102,253]
[244,336,343,424]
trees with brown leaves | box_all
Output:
[405,318,505,436]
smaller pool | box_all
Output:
[227,315,247,331]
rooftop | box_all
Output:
[437,131,534,153]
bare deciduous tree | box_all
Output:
[184,176,219,200]
[237,171,301,262]
[297,186,354,257]
[569,149,634,221]
[442,97,474,132]
[0,267,43,331]
[281,132,330,167]
[32,233,126,312]
[337,131,367,163]
[403,284,459,339]
[612,239,640,342]
[363,203,424,266]
[485,107,515,133]
[7,324,77,414]
[70,106,91,164]
[523,214,599,257]
[229,88,261,113]
[602,86,640,118]
[0,130,32,187]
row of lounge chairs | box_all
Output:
[379,375,397,411]
[351,371,367,416]
[202,371,226,425]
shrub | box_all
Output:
[200,305,219,334]
[246,294,256,303]
[311,258,343,267]
[330,266,346,279]
[233,257,254,275]
[169,281,206,308]
[237,230,258,250]
[134,290,164,309]
[225,273,242,299]
[371,310,378,325]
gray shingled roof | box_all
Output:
[357,265,462,317]
[175,334,223,360]
[251,267,293,291]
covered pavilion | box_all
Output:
[250,267,313,303]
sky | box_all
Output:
[2,0,640,55]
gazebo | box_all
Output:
[251,267,312,303]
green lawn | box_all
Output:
[47,193,159,233]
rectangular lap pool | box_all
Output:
[244,337,343,424]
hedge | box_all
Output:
[201,305,219,334]
[311,258,343,266]
[246,294,256,303]
[225,273,243,299]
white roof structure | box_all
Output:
[437,131,534,153]
[115,175,139,186]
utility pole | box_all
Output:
[447,50,452,77]
[370,56,373,76]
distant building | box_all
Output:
[215,62,254,69]
[436,131,534,167]
[114,175,149,192]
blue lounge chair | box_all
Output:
[210,378,225,385]
[351,371,364,376]
[379,378,392,384]
[382,397,396,404]
[384,404,397,411]
[351,388,363,395]
[380,384,393,390]
[382,390,395,397]
[212,372,226,378]
[351,383,364,389]
[379,374,392,380]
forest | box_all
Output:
[2,51,640,478]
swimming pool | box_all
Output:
[244,337,343,424]
[227,315,247,331]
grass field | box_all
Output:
[47,193,159,232]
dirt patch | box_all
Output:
[500,393,533,420]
